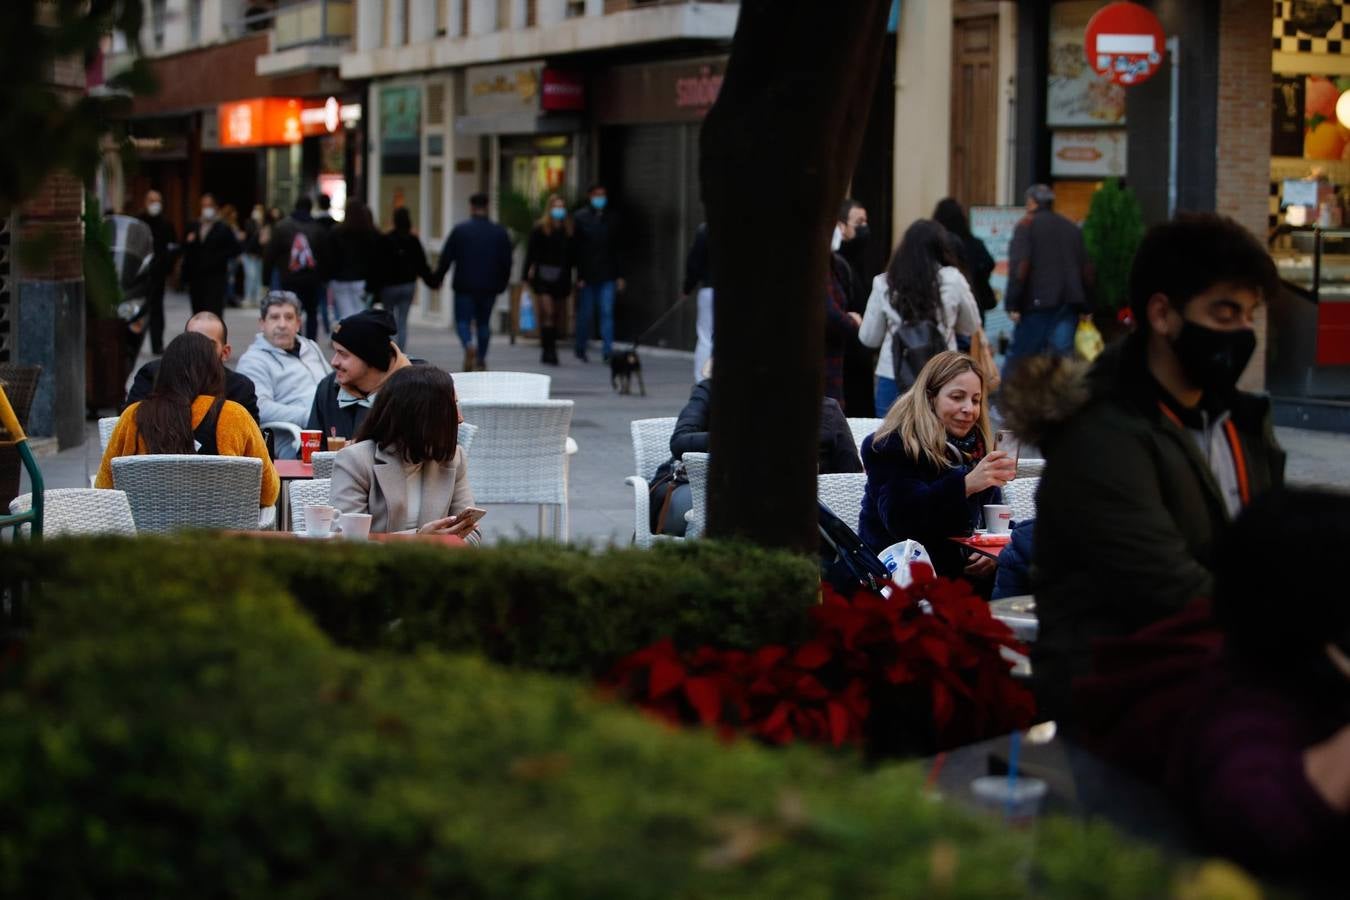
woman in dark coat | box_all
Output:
[651,362,863,536]
[374,206,437,351]
[522,194,574,365]
[858,350,1015,580]
[933,197,997,319]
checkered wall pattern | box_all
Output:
[1273,0,1349,54]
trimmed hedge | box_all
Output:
[1,536,819,675]
[0,549,1190,898]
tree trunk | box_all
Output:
[700,0,891,554]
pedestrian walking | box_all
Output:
[1001,184,1092,374]
[431,193,513,372]
[262,196,330,341]
[182,192,241,318]
[315,193,337,333]
[523,194,574,366]
[241,204,267,307]
[328,200,379,319]
[136,189,177,355]
[572,183,626,363]
[836,198,877,416]
[374,206,437,351]
[932,197,997,321]
[683,222,712,382]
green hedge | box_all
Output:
[2,536,819,675]
[0,550,1188,898]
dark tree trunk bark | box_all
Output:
[700,0,891,554]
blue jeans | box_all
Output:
[874,375,899,417]
[455,292,496,361]
[577,280,616,358]
[1002,306,1078,379]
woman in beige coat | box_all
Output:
[330,366,480,542]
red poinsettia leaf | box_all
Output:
[794,673,830,700]
[918,635,952,667]
[752,645,789,670]
[793,641,832,670]
[648,656,686,699]
[884,658,915,684]
[931,681,955,730]
[684,676,722,725]
[827,700,853,747]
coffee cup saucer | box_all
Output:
[300,530,336,540]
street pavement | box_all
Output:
[21,289,1350,544]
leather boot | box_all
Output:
[541,326,559,365]
[462,346,476,373]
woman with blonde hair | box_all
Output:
[522,194,574,365]
[857,350,1015,582]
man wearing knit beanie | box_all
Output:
[307,308,412,449]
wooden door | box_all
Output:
[950,15,998,207]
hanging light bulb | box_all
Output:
[1337,89,1350,129]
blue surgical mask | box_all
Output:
[590,195,607,210]
[550,207,566,221]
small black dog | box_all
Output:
[609,347,646,396]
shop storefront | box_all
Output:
[592,56,728,351]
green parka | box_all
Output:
[999,334,1286,719]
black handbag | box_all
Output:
[648,459,689,535]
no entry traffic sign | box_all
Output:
[1084,2,1167,87]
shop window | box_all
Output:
[526,0,537,27]
[188,0,202,44]
[564,0,584,18]
[151,0,166,49]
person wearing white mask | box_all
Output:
[137,189,178,355]
[182,192,242,317]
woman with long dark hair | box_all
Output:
[858,219,981,416]
[932,197,997,317]
[374,206,437,351]
[96,331,278,506]
[330,366,480,541]
[329,199,380,319]
[522,194,574,365]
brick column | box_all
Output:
[15,53,87,446]
[1215,0,1271,391]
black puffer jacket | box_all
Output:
[999,334,1286,719]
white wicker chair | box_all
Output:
[98,416,120,451]
[682,452,710,539]
[450,371,550,401]
[9,488,137,538]
[111,454,266,534]
[457,399,574,540]
[310,451,338,480]
[847,417,884,455]
[458,422,478,455]
[624,417,679,549]
[818,472,868,535]
[1004,476,1039,524]
[1016,458,1045,479]
[262,420,303,459]
[288,478,333,534]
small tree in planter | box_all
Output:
[1082,178,1144,342]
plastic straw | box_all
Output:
[1004,730,1022,820]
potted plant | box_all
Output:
[1082,178,1144,344]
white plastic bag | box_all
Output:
[878,539,933,589]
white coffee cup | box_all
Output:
[302,504,337,537]
[983,504,1013,534]
[338,512,372,542]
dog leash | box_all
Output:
[629,291,697,348]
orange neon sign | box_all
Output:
[218,98,304,147]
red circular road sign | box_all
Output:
[1084,2,1166,87]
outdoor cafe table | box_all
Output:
[951,533,1011,561]
[273,459,312,531]
[230,529,465,548]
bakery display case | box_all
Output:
[1268,228,1350,398]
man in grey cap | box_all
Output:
[1002,184,1093,374]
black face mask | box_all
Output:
[846,224,870,247]
[1172,320,1256,397]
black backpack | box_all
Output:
[890,304,947,394]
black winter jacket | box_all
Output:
[858,432,1000,579]
[572,206,623,284]
[431,215,513,295]
[522,225,573,296]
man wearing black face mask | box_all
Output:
[997,213,1286,721]
[835,198,876,416]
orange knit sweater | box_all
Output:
[95,395,280,507]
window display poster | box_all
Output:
[1051,129,1127,177]
[971,206,1030,358]
[1273,75,1306,158]
[1303,75,1350,160]
[1047,0,1127,127]
[380,85,421,163]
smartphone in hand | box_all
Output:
[995,430,1020,479]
